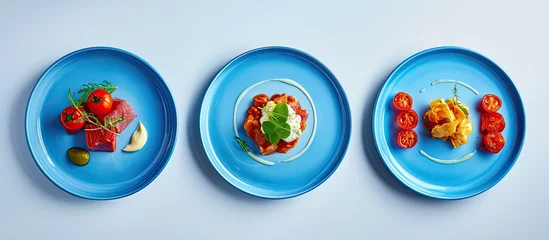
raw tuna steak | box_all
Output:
[102,98,137,133]
[85,124,116,152]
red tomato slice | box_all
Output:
[483,132,505,153]
[397,109,418,130]
[393,92,413,110]
[481,112,506,133]
[397,129,418,148]
[481,94,502,113]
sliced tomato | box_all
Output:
[483,132,505,153]
[397,109,418,129]
[397,129,418,148]
[481,112,506,133]
[393,92,413,110]
[481,94,502,113]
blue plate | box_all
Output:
[373,46,526,199]
[200,46,351,199]
[25,46,177,200]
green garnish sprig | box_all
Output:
[74,80,118,107]
[262,103,291,145]
[67,80,123,134]
[453,84,469,115]
[236,137,250,153]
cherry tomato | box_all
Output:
[393,92,413,110]
[59,106,85,134]
[483,132,505,153]
[481,112,506,133]
[397,129,418,148]
[397,109,418,129]
[481,94,502,113]
[86,89,113,116]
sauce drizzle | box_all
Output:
[419,149,477,165]
[430,79,479,95]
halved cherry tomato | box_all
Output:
[59,106,85,134]
[481,112,506,133]
[397,109,418,129]
[483,132,505,153]
[393,92,413,110]
[86,89,113,117]
[481,94,502,113]
[397,129,418,148]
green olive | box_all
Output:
[66,147,90,166]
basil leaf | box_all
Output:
[262,121,277,134]
[272,103,289,124]
[265,133,281,145]
[269,114,284,125]
[276,123,291,138]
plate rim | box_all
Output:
[24,46,178,200]
[372,45,527,200]
[199,45,352,199]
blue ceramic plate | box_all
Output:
[373,46,526,199]
[200,46,351,199]
[25,46,177,200]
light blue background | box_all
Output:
[1,0,547,239]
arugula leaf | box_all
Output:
[262,121,276,134]
[276,123,291,138]
[76,80,118,106]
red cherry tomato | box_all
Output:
[481,112,506,133]
[86,89,113,116]
[393,92,413,111]
[397,129,418,148]
[59,106,85,134]
[481,94,502,113]
[397,109,418,130]
[483,132,505,153]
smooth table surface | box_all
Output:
[1,0,547,239]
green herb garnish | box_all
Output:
[236,137,250,153]
[262,103,291,145]
[74,80,117,107]
[452,84,469,115]
[67,80,121,134]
